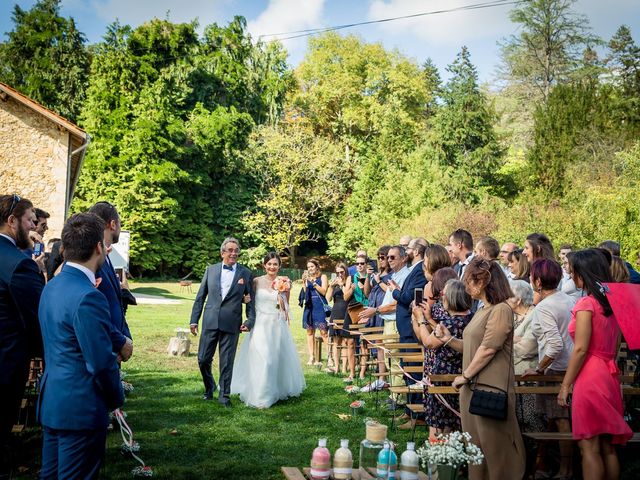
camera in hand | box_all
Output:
[33,242,44,256]
[414,288,424,305]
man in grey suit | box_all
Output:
[190,237,255,407]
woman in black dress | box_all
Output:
[326,262,349,375]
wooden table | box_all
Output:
[282,467,430,479]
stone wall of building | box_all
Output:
[0,96,70,240]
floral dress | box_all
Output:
[423,302,472,430]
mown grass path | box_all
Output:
[103,281,417,479]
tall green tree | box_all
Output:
[528,82,618,195]
[500,0,598,103]
[428,47,505,203]
[607,25,640,134]
[0,0,90,122]
[75,17,291,276]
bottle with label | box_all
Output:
[399,442,420,480]
[376,441,398,480]
[333,439,353,480]
[310,438,331,480]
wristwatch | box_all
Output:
[535,366,545,374]
[375,307,380,315]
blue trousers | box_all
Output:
[40,426,107,479]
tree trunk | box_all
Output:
[289,245,297,269]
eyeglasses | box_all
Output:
[356,262,366,266]
[8,194,21,216]
[336,271,345,275]
[377,255,386,260]
[386,255,397,260]
[225,248,240,253]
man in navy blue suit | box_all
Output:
[389,237,428,429]
[38,212,124,479]
[88,202,133,362]
[0,194,44,474]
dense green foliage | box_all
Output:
[0,0,90,122]
[2,0,640,272]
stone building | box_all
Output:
[0,82,89,240]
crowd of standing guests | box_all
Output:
[0,194,134,479]
[311,230,635,480]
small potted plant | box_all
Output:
[416,431,484,480]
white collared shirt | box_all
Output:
[459,252,475,279]
[220,263,237,299]
[0,233,16,246]
[66,262,97,286]
[380,266,410,321]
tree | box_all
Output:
[242,122,349,265]
[527,82,618,195]
[75,18,291,276]
[606,25,640,134]
[428,47,505,203]
[500,0,598,103]
[0,0,90,122]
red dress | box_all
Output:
[569,296,632,443]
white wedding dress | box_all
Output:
[230,287,306,408]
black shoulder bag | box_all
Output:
[468,306,513,421]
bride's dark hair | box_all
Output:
[263,251,282,266]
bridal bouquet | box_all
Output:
[416,431,484,469]
[273,276,292,323]
[272,276,292,292]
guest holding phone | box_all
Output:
[413,269,467,435]
[301,258,328,366]
[326,262,350,375]
[345,254,369,380]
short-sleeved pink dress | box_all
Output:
[569,295,632,443]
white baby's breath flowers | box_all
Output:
[416,431,484,469]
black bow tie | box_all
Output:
[223,264,233,271]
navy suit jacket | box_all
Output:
[190,263,255,333]
[0,235,44,384]
[38,265,124,430]
[96,257,131,352]
[392,261,427,339]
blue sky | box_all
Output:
[1,0,639,84]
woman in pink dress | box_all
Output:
[558,248,632,480]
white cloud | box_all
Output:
[88,0,229,29]
[247,0,325,55]
[368,0,515,47]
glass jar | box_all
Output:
[359,421,388,476]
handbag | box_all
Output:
[320,296,332,317]
[468,383,508,420]
[468,301,512,421]
[346,302,364,323]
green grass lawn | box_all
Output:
[99,281,418,479]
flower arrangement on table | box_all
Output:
[272,276,292,323]
[416,432,483,479]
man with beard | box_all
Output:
[88,202,133,362]
[38,213,123,478]
[0,194,44,475]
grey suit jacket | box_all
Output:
[189,263,255,333]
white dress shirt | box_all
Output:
[66,262,97,286]
[380,266,410,321]
[220,263,237,300]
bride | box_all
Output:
[231,252,306,408]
